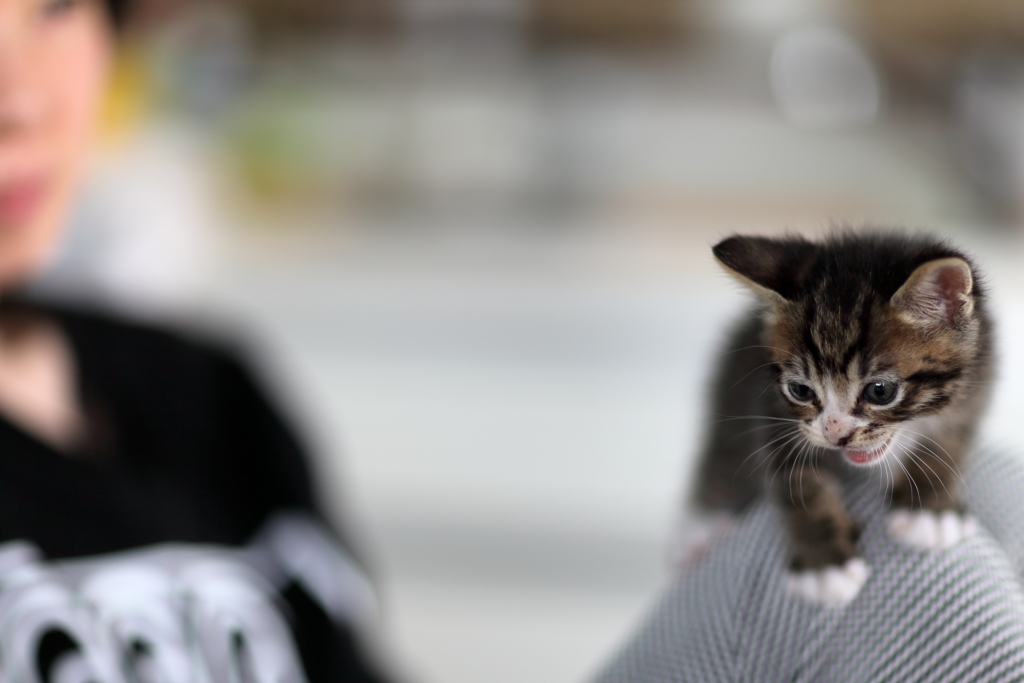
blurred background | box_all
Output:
[28,0,1024,680]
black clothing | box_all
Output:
[105,0,130,27]
[0,301,386,683]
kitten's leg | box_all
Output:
[680,314,779,566]
[774,465,868,607]
[692,313,777,514]
[889,433,978,550]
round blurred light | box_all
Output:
[770,25,882,128]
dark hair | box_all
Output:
[105,0,130,27]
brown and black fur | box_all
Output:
[693,231,993,571]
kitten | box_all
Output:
[691,232,993,606]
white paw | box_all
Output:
[785,557,870,608]
[888,509,979,551]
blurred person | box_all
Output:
[0,1,391,681]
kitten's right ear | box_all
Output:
[713,235,816,303]
[890,257,974,327]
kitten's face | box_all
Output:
[714,233,987,468]
[764,303,976,466]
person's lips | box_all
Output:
[0,176,46,226]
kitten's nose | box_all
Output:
[822,412,855,446]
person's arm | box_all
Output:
[595,447,1024,683]
[212,348,391,683]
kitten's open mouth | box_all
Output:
[843,439,891,465]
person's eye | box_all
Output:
[863,381,898,405]
[40,0,81,19]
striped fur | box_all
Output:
[693,232,993,571]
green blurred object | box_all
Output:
[228,84,402,209]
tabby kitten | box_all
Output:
[693,232,992,606]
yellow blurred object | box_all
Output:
[854,0,1024,105]
[100,44,152,147]
[858,0,1024,47]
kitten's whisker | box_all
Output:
[762,442,803,481]
[788,445,811,510]
[728,425,785,442]
[896,431,966,488]
[736,433,791,470]
[786,438,819,507]
[723,422,795,445]
[725,345,801,363]
[789,446,804,509]
[890,441,909,500]
[800,443,818,508]
[736,428,802,470]
[875,451,887,501]
[896,427,953,458]
[736,430,804,486]
[896,427,955,460]
[766,437,804,490]
[798,440,817,488]
[880,455,892,506]
[880,454,897,507]
[887,457,898,509]
[757,377,782,399]
[896,428,965,483]
[788,458,797,507]
[865,334,886,360]
[762,435,805,486]
[711,415,801,424]
[901,447,950,500]
[891,443,920,508]
[727,361,787,391]
[809,444,823,484]
[913,445,966,487]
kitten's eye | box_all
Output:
[787,382,815,402]
[863,381,898,405]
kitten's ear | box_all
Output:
[890,257,974,326]
[712,235,816,303]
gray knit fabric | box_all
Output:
[595,448,1024,683]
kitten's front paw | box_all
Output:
[888,509,979,550]
[785,557,870,608]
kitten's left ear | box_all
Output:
[890,257,974,326]
[712,235,817,303]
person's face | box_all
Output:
[0,0,111,289]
